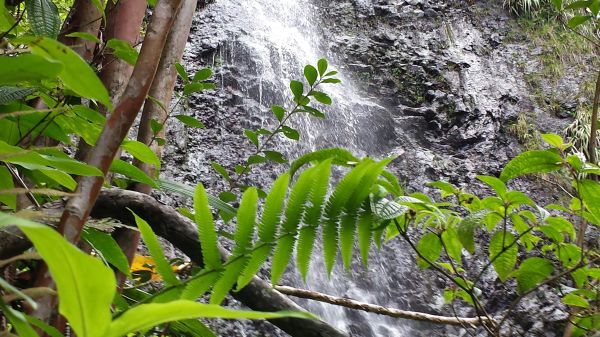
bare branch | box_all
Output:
[274,285,493,327]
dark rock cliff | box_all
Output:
[161,0,592,336]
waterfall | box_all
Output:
[177,0,441,336]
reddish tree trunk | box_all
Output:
[31,0,183,325]
[114,0,197,288]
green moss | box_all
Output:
[508,113,542,150]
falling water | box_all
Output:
[182,0,442,336]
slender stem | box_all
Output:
[228,78,324,190]
[588,69,600,165]
[394,220,497,334]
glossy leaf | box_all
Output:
[489,231,517,282]
[304,65,318,86]
[22,37,111,109]
[0,54,63,85]
[175,115,205,129]
[106,300,315,337]
[500,150,562,182]
[0,212,115,337]
[290,80,303,98]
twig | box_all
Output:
[274,285,493,327]
[0,252,41,269]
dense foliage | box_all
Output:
[0,0,599,336]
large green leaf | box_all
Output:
[456,210,489,254]
[271,167,315,284]
[297,160,331,280]
[579,179,600,224]
[232,187,257,256]
[25,0,60,38]
[500,150,562,182]
[121,140,161,171]
[513,257,554,293]
[21,36,111,109]
[0,54,63,85]
[489,231,517,282]
[0,0,15,31]
[106,300,315,337]
[110,159,158,188]
[0,212,115,337]
[416,232,442,268]
[131,211,179,286]
[258,173,289,242]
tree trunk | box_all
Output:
[115,0,197,288]
[31,0,183,325]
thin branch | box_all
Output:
[273,285,492,327]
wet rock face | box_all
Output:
[161,0,587,336]
[312,0,549,191]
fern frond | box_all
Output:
[357,210,374,267]
[339,213,357,271]
[236,245,271,290]
[296,225,318,282]
[271,167,316,284]
[210,258,247,304]
[180,271,220,301]
[346,158,393,212]
[194,183,221,270]
[323,159,373,274]
[297,160,332,281]
[380,170,403,196]
[290,147,357,177]
[232,187,257,256]
[258,173,289,242]
[281,168,315,233]
[160,179,236,220]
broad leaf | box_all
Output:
[456,210,489,253]
[25,0,60,38]
[513,257,554,293]
[500,150,562,182]
[0,212,115,337]
[106,300,315,337]
[304,65,318,86]
[82,228,131,277]
[22,36,111,109]
[0,54,63,85]
[121,140,161,171]
[110,159,158,188]
[489,231,517,282]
